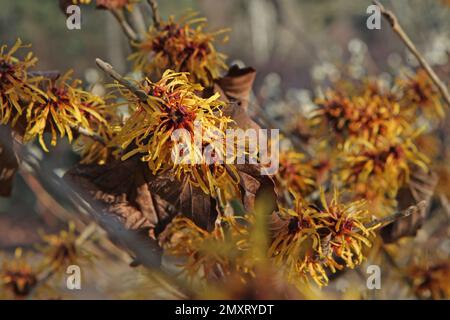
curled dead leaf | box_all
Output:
[64,157,177,239]
[216,65,256,111]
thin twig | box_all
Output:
[110,8,139,42]
[358,200,427,232]
[26,222,98,299]
[373,0,450,107]
[75,222,98,246]
[147,0,162,29]
[380,245,421,299]
[95,58,148,102]
[28,71,60,80]
[20,170,88,228]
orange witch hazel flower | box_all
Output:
[311,82,407,142]
[0,39,44,126]
[129,12,228,87]
[115,70,240,203]
[24,70,107,152]
[269,189,375,286]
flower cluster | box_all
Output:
[269,190,375,286]
[3,0,448,299]
[397,69,446,119]
[114,70,240,203]
[312,79,430,215]
[160,216,253,282]
[129,12,228,87]
[0,40,111,154]
[0,248,38,299]
[339,128,428,204]
[312,83,406,143]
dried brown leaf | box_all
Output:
[96,0,130,10]
[215,65,260,131]
[216,65,256,110]
[380,166,438,243]
[65,158,277,236]
[64,157,176,239]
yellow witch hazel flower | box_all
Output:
[160,215,253,281]
[0,248,38,299]
[0,39,44,126]
[73,104,122,165]
[269,189,375,286]
[115,70,240,204]
[339,127,429,200]
[24,70,107,152]
[129,12,228,87]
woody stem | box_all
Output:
[373,0,450,107]
[95,58,148,102]
[110,8,139,42]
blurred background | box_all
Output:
[2,0,449,88]
[0,0,449,299]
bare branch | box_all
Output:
[110,8,139,42]
[373,0,450,107]
[147,0,162,29]
[125,4,147,39]
[362,200,427,230]
[95,58,148,102]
